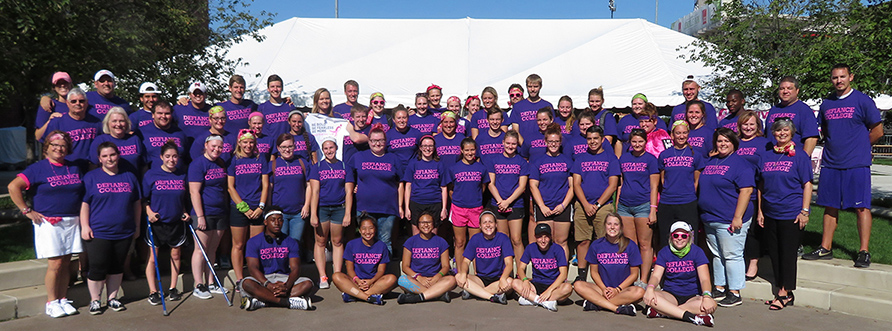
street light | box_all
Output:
[609,0,616,18]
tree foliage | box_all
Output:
[0,0,274,126]
[681,0,891,106]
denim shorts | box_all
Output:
[617,201,651,218]
[318,205,346,224]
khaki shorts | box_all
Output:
[573,201,614,242]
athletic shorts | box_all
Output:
[33,216,83,259]
[450,204,483,228]
[145,221,187,248]
[617,201,651,218]
[535,205,571,222]
[816,167,871,210]
[191,213,229,231]
[670,292,698,305]
[574,201,614,241]
[532,281,552,294]
[410,201,442,225]
[479,275,500,287]
[230,207,264,227]
[490,204,525,220]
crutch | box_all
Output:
[147,222,169,316]
[188,223,232,306]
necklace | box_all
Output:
[712,153,731,167]
[48,159,71,179]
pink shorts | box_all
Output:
[450,204,483,228]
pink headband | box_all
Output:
[447,96,461,105]
[48,133,65,142]
[249,111,264,120]
[238,129,257,141]
[427,84,442,92]
[464,95,480,108]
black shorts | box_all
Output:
[145,221,187,248]
[409,201,442,225]
[532,281,552,294]
[490,204,525,220]
[670,292,698,305]
[84,237,132,281]
[535,205,571,222]
[230,207,263,227]
[190,213,230,231]
[479,275,500,287]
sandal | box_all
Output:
[768,293,794,311]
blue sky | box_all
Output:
[249,0,699,27]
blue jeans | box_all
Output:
[318,205,346,224]
[704,219,751,291]
[360,212,396,254]
[281,213,306,244]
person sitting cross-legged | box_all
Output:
[332,213,397,305]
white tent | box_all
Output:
[225,17,716,109]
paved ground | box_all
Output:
[870,164,892,199]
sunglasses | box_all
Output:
[672,233,690,239]
[372,101,385,105]
[70,99,87,104]
[509,93,523,98]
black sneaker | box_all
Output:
[107,298,126,312]
[461,290,472,300]
[147,292,162,306]
[712,287,726,300]
[439,292,451,303]
[717,293,742,307]
[168,288,182,301]
[802,247,833,260]
[397,293,422,304]
[88,300,102,315]
[854,251,871,268]
[615,304,636,316]
[582,300,601,312]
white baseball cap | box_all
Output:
[94,69,115,81]
[139,82,161,95]
[670,221,693,233]
[189,81,207,94]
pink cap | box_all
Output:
[52,72,72,84]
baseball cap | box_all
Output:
[670,221,693,233]
[139,82,161,95]
[189,81,207,94]
[52,72,72,84]
[534,223,552,237]
[94,69,115,81]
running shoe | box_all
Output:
[368,294,385,305]
[168,288,183,301]
[289,296,313,310]
[692,313,715,327]
[107,298,126,312]
[570,254,578,266]
[717,293,742,307]
[490,293,507,305]
[582,300,600,312]
[147,292,162,306]
[517,296,537,306]
[439,292,451,303]
[645,306,665,318]
[802,247,833,260]
[88,300,102,315]
[712,287,726,300]
[540,300,558,312]
[854,250,871,268]
[461,290,472,300]
[207,283,229,294]
[397,293,423,304]
[59,299,78,316]
[615,304,636,316]
[244,297,266,311]
[46,300,66,318]
[342,292,356,303]
[319,276,330,289]
[193,284,212,299]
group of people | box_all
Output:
[11,65,883,327]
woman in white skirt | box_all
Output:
[8,130,87,317]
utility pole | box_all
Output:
[609,0,616,18]
[336,0,339,18]
[655,0,659,24]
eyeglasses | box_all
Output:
[672,233,690,239]
[210,116,226,122]
[48,143,67,149]
[278,145,295,150]
[372,101,385,105]
[546,140,561,144]
[420,144,435,148]
[370,139,386,143]
[70,99,87,104]
[510,93,523,98]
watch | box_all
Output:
[21,207,31,215]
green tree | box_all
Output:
[681,0,890,106]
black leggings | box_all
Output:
[763,216,801,291]
[657,201,700,249]
[84,237,132,281]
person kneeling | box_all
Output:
[456,210,514,304]
[397,212,456,304]
[240,207,315,311]
[574,212,645,316]
[643,221,716,327]
[512,223,573,312]
[333,213,397,305]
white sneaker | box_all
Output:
[46,300,66,318]
[319,276,330,289]
[193,284,213,299]
[517,296,537,306]
[289,296,313,310]
[242,297,266,311]
[540,300,558,312]
[208,284,229,294]
[59,299,78,315]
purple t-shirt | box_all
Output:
[387,127,423,169]
[19,159,86,217]
[348,151,403,215]
[138,124,187,166]
[258,100,294,141]
[656,244,709,296]
[687,125,714,156]
[463,232,514,278]
[591,110,619,138]
[563,132,589,161]
[403,158,446,205]
[245,233,300,275]
[344,238,391,279]
[332,103,354,120]
[819,89,882,169]
[571,150,621,205]
[129,109,155,134]
[342,125,370,164]
[718,112,741,133]
[189,131,235,164]
[445,161,489,208]
[455,117,471,136]
[309,159,348,206]
[217,99,258,133]
[618,151,659,206]
[658,146,703,205]
[698,153,755,223]
[271,157,309,214]
[86,91,131,119]
[255,134,275,155]
[404,234,450,277]
[585,237,643,288]
[765,100,819,145]
[173,102,212,138]
[434,133,463,165]
[475,130,504,166]
[44,114,102,163]
[271,131,319,161]
[759,147,812,219]
[520,243,567,285]
[507,99,553,140]
[487,153,530,208]
[142,167,187,223]
[470,109,499,133]
[35,100,68,129]
[188,155,229,216]
[530,153,573,209]
[369,114,391,132]
[409,113,440,135]
[227,155,271,207]
[671,101,718,129]
[83,169,140,240]
[617,113,668,145]
[90,134,143,172]
[519,130,546,162]
[737,137,770,168]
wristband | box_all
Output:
[595,202,602,208]
[438,271,445,277]
[263,280,271,286]
[236,201,250,213]
[413,273,419,280]
[522,277,530,281]
[647,284,655,288]
[702,291,712,298]
[616,286,623,291]
[352,276,359,282]
[650,204,658,208]
[21,207,31,215]
[259,202,266,209]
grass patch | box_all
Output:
[0,221,34,263]
[802,206,892,265]
[873,158,892,166]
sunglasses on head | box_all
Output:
[672,233,690,239]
